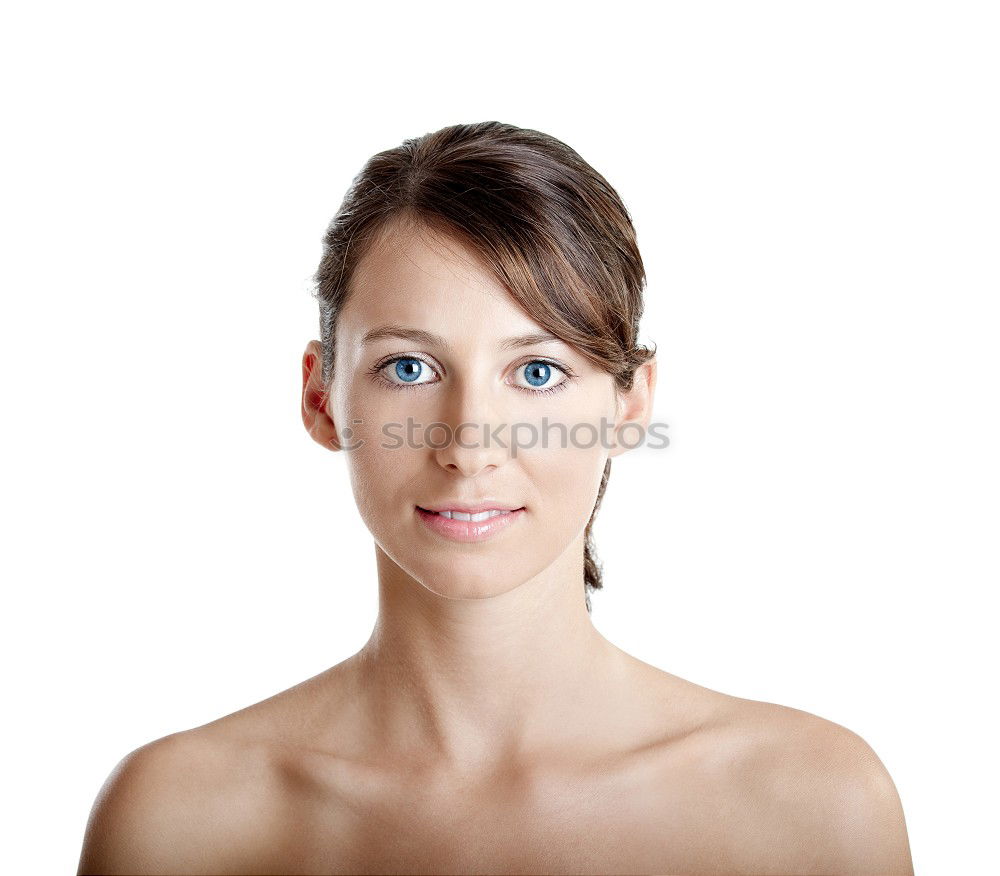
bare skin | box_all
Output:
[78,217,913,874]
[77,650,913,875]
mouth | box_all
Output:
[416,505,524,521]
[415,505,526,542]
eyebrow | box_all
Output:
[360,324,564,352]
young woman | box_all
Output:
[78,121,913,875]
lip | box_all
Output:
[418,500,524,514]
[416,505,526,543]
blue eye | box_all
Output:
[378,356,438,389]
[395,358,423,383]
[523,362,550,387]
[370,356,573,396]
[513,360,571,396]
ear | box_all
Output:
[608,357,657,459]
[301,340,341,451]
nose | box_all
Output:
[432,374,510,477]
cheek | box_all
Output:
[525,440,606,532]
[336,377,414,467]
[343,432,420,524]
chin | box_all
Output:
[414,560,527,601]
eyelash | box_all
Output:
[369,355,575,396]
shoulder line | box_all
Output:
[724,701,914,874]
[77,729,281,875]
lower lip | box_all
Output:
[416,506,525,543]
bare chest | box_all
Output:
[255,756,749,875]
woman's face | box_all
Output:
[325,218,623,600]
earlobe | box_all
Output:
[301,340,341,451]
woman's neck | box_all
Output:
[352,538,628,775]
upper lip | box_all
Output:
[417,500,524,513]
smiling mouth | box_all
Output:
[416,507,523,521]
[414,505,527,542]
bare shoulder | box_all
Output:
[76,659,361,874]
[77,727,285,875]
[712,696,914,875]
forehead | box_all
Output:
[338,218,543,338]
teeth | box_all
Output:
[436,509,510,521]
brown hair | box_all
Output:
[312,121,656,612]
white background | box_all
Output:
[2,2,997,872]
